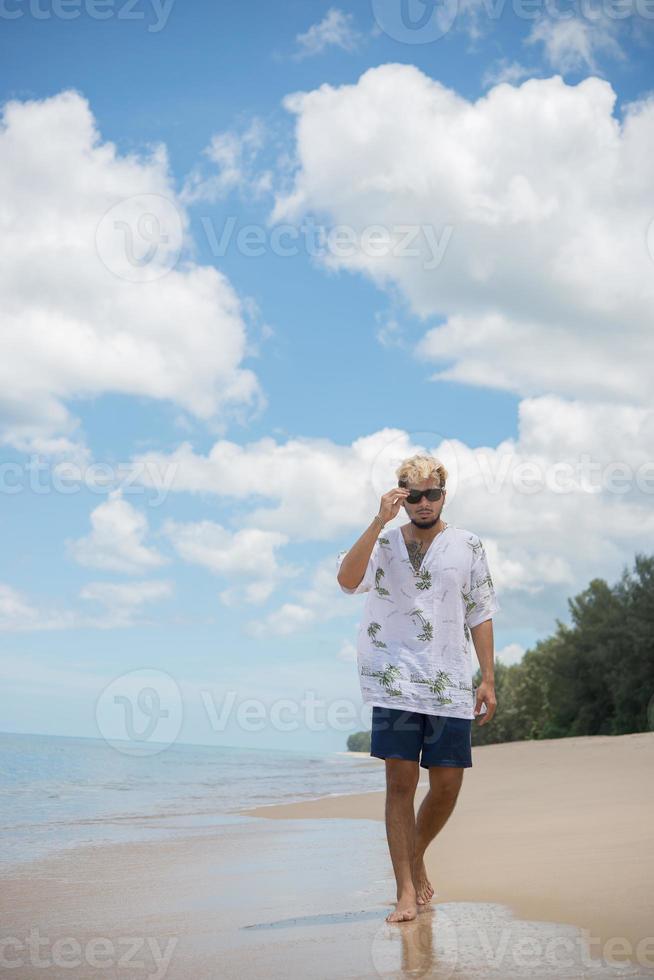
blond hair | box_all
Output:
[396,454,448,489]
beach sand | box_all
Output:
[2,733,653,979]
[241,732,654,974]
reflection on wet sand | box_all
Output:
[369,902,654,980]
[241,897,654,979]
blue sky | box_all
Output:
[1,0,653,753]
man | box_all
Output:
[336,454,499,923]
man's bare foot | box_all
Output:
[386,887,418,922]
[413,858,434,905]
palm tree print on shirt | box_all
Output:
[468,537,485,559]
[366,621,387,648]
[410,669,454,703]
[461,586,476,616]
[475,571,495,591]
[407,607,433,642]
[374,567,390,597]
[361,663,402,696]
[463,573,495,618]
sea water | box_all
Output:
[0,730,382,867]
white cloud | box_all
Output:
[294,7,363,59]
[128,431,396,539]
[66,491,168,574]
[180,117,272,205]
[247,601,316,637]
[374,311,407,349]
[0,584,63,632]
[525,15,625,75]
[220,579,277,606]
[0,89,264,455]
[271,66,654,406]
[441,0,629,65]
[163,519,287,575]
[481,59,537,89]
[162,519,292,605]
[246,552,358,637]
[495,642,526,666]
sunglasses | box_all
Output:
[403,487,444,504]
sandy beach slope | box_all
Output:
[240,732,654,961]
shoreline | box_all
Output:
[1,732,653,978]
[240,731,654,967]
[0,810,409,980]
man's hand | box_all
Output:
[474,680,497,725]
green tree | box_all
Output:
[471,552,654,744]
[347,731,371,752]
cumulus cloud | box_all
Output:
[162,518,293,605]
[271,66,654,406]
[245,552,348,637]
[124,405,654,634]
[126,432,390,540]
[66,491,168,574]
[0,89,264,455]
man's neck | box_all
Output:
[404,517,445,543]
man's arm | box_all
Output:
[337,517,383,592]
[471,618,494,682]
[471,618,497,724]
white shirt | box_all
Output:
[336,523,500,719]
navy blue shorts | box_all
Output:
[370,705,473,769]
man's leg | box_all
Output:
[413,766,464,904]
[384,757,420,922]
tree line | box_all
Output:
[472,552,654,746]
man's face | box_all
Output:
[402,478,446,529]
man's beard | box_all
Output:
[410,514,441,530]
